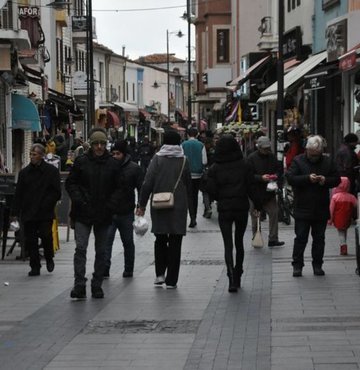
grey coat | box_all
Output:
[139,155,193,235]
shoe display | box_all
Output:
[189,220,197,228]
[91,286,104,299]
[340,244,348,256]
[166,285,177,289]
[268,241,285,247]
[293,267,302,277]
[46,259,55,273]
[154,275,165,285]
[313,267,325,276]
[70,285,86,299]
[122,271,133,278]
[28,269,40,276]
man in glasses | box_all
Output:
[11,143,61,276]
[66,128,125,299]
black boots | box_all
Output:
[228,273,237,293]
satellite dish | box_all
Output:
[0,0,7,9]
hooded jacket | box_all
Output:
[205,135,261,212]
[330,176,357,230]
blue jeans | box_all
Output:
[73,222,109,288]
[292,218,328,268]
[104,212,135,273]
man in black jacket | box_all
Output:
[286,135,340,277]
[66,128,125,299]
[247,136,284,247]
[11,143,61,276]
[104,140,143,279]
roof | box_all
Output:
[135,54,185,64]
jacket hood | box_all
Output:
[215,135,243,163]
[119,153,131,167]
[333,176,351,195]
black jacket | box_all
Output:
[205,141,261,213]
[115,154,143,215]
[247,150,279,204]
[65,149,125,225]
[138,142,155,167]
[286,153,340,220]
[12,160,61,222]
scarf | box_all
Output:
[156,145,184,158]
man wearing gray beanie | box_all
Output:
[66,128,125,299]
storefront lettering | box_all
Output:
[19,6,40,18]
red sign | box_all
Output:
[339,50,357,71]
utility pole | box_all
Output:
[86,0,94,136]
[187,0,192,128]
[167,30,170,121]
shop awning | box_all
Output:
[139,108,151,119]
[113,102,138,112]
[11,94,41,131]
[228,55,271,87]
[107,111,120,128]
[257,51,328,103]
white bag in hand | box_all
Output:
[133,216,149,236]
[252,216,264,248]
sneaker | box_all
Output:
[268,241,285,247]
[340,244,348,256]
[46,258,55,273]
[313,267,325,276]
[91,286,104,299]
[293,267,302,277]
[122,271,133,278]
[28,269,40,277]
[166,285,177,289]
[70,285,86,299]
[154,275,165,286]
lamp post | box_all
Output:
[86,0,94,137]
[186,0,192,128]
[166,30,184,122]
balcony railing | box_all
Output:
[0,1,13,29]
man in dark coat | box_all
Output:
[66,128,125,299]
[104,140,143,279]
[286,135,340,277]
[335,133,359,195]
[11,143,61,276]
[247,136,284,247]
[138,136,155,174]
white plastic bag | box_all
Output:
[133,216,149,236]
[266,180,278,192]
[9,220,20,232]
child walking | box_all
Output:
[329,177,357,255]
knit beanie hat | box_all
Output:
[163,130,181,145]
[89,129,107,145]
[112,140,128,154]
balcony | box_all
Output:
[257,16,277,51]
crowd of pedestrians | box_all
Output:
[8,124,360,296]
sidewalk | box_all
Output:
[0,210,360,370]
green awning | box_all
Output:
[11,94,41,131]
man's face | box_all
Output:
[91,141,106,157]
[30,149,43,165]
[112,150,124,161]
[306,148,322,163]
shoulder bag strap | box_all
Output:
[173,157,186,192]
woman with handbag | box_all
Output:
[205,135,261,292]
[136,130,194,289]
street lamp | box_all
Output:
[85,0,94,138]
[167,30,184,121]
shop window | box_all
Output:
[216,29,229,64]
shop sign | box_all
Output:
[73,71,87,96]
[304,75,326,91]
[283,26,302,60]
[72,16,87,32]
[339,50,357,71]
[202,73,208,84]
[19,6,40,18]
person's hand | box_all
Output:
[309,173,318,183]
[318,175,325,185]
[136,207,145,217]
[262,174,271,182]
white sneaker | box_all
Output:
[166,285,177,289]
[154,275,165,285]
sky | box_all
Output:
[92,0,195,61]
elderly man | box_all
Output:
[66,128,125,299]
[11,143,61,276]
[286,135,340,277]
[247,136,284,247]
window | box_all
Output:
[132,83,135,101]
[126,82,129,101]
[99,61,104,87]
[297,0,301,5]
[292,0,295,9]
[216,29,229,63]
[288,0,301,11]
[288,0,291,12]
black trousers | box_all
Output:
[218,210,248,276]
[154,234,183,286]
[23,220,54,271]
[292,218,328,268]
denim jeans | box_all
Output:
[104,212,135,273]
[73,222,109,288]
[292,218,328,268]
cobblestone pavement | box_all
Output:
[0,207,360,370]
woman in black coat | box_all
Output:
[205,135,261,292]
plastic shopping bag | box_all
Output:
[133,216,149,236]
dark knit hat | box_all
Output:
[215,134,242,156]
[112,140,128,154]
[344,133,358,144]
[163,130,181,145]
[89,128,107,145]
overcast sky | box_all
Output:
[92,0,194,61]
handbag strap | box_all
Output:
[173,157,186,192]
